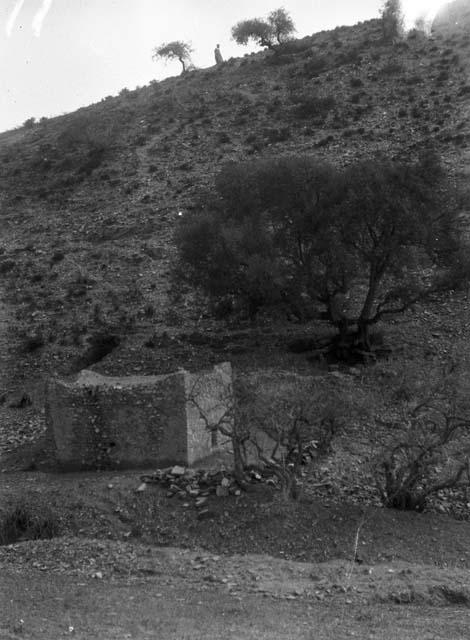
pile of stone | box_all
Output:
[140,466,250,518]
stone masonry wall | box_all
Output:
[184,362,233,464]
[46,364,233,470]
[46,370,187,470]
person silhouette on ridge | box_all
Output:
[214,44,223,66]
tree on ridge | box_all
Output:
[152,41,193,74]
[381,0,404,42]
[232,7,296,52]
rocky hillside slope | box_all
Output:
[0,6,468,397]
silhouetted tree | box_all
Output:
[152,41,193,74]
[381,0,404,41]
[232,7,296,51]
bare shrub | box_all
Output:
[236,372,365,500]
[372,364,470,511]
[185,369,364,499]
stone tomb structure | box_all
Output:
[46,363,233,470]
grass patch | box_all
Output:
[0,500,60,545]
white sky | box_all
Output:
[0,1,449,133]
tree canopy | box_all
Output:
[232,7,296,51]
[152,41,193,73]
[176,154,466,357]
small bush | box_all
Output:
[379,61,405,76]
[23,331,45,353]
[316,135,334,147]
[0,259,16,274]
[373,365,470,511]
[50,251,65,265]
[265,53,294,66]
[263,126,291,143]
[335,47,361,66]
[350,77,363,88]
[291,93,336,120]
[77,331,120,368]
[302,56,328,77]
[0,501,60,545]
[78,145,106,175]
[278,40,312,55]
[436,70,450,83]
[216,131,232,144]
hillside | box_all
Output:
[2,9,470,638]
[0,7,469,439]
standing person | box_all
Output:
[214,44,223,65]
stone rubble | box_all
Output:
[140,466,268,514]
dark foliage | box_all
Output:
[175,153,466,356]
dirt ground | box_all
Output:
[2,562,470,640]
[1,471,470,639]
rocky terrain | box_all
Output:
[0,7,468,401]
[1,3,470,638]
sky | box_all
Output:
[0,0,451,133]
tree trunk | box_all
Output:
[356,320,371,352]
[232,439,248,488]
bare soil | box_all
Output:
[2,563,470,639]
[1,471,470,639]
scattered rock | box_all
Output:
[197,509,216,521]
[171,465,186,476]
[7,392,32,409]
[141,466,248,506]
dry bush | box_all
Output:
[186,368,368,500]
[372,362,470,511]
[236,372,366,499]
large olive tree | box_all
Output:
[176,154,465,358]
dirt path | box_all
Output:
[1,551,470,640]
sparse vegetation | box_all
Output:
[290,92,336,120]
[22,117,36,129]
[0,5,470,636]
